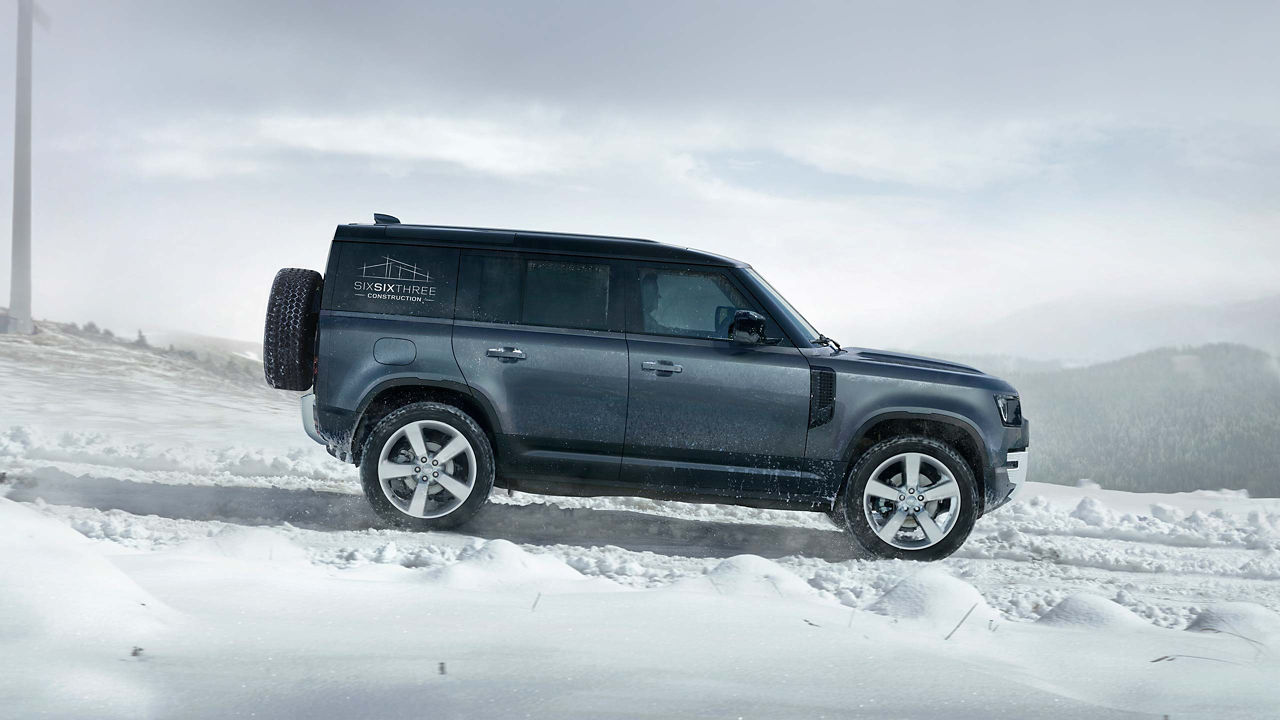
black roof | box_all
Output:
[333,221,744,267]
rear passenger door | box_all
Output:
[620,264,813,500]
[452,252,629,486]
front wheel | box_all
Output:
[359,402,495,530]
[837,435,979,561]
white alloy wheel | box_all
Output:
[861,451,963,550]
[376,419,477,519]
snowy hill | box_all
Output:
[2,323,1280,718]
[143,328,264,363]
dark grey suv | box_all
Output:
[264,215,1029,560]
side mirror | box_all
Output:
[728,309,767,344]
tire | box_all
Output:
[837,435,979,561]
[263,268,323,391]
[359,402,495,531]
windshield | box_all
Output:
[744,267,821,343]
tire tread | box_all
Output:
[263,267,322,391]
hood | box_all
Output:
[814,347,1017,394]
[846,349,983,375]
[806,347,1019,394]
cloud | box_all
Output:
[106,107,1111,195]
[768,115,1104,191]
[254,112,597,177]
[6,0,1278,345]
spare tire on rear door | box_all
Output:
[263,268,323,391]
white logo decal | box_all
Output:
[360,256,432,283]
[353,256,438,302]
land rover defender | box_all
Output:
[263,215,1029,560]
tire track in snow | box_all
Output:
[6,462,1280,629]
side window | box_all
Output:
[456,253,615,332]
[635,266,754,340]
[456,254,521,323]
[327,242,458,318]
[523,259,611,331]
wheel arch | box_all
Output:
[350,378,501,466]
[837,410,990,513]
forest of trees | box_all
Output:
[1006,344,1280,497]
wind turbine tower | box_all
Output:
[6,0,44,334]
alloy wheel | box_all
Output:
[377,420,477,519]
[861,452,963,550]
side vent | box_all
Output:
[808,367,836,429]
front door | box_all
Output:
[452,252,628,485]
[620,264,814,501]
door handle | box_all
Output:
[641,360,682,374]
[486,347,526,360]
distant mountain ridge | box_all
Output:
[921,294,1280,364]
[1007,343,1280,497]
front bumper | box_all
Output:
[300,393,325,446]
[1004,449,1029,500]
[984,417,1029,512]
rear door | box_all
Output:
[316,240,463,419]
[620,264,814,500]
[452,252,629,486]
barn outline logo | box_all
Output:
[353,255,438,303]
[360,256,432,283]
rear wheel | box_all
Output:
[359,402,495,530]
[838,435,978,561]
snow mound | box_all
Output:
[702,554,815,599]
[1186,602,1280,640]
[1036,593,1149,629]
[0,498,170,644]
[424,539,587,591]
[177,526,309,564]
[868,568,998,631]
[1070,497,1113,526]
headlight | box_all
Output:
[995,394,1022,426]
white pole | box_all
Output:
[7,0,34,334]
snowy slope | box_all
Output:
[3,326,1280,719]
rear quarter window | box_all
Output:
[326,242,459,318]
[456,252,620,332]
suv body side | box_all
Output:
[310,224,1029,516]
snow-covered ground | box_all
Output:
[3,327,1280,719]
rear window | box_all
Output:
[456,253,616,331]
[327,242,459,318]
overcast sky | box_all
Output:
[0,0,1277,347]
